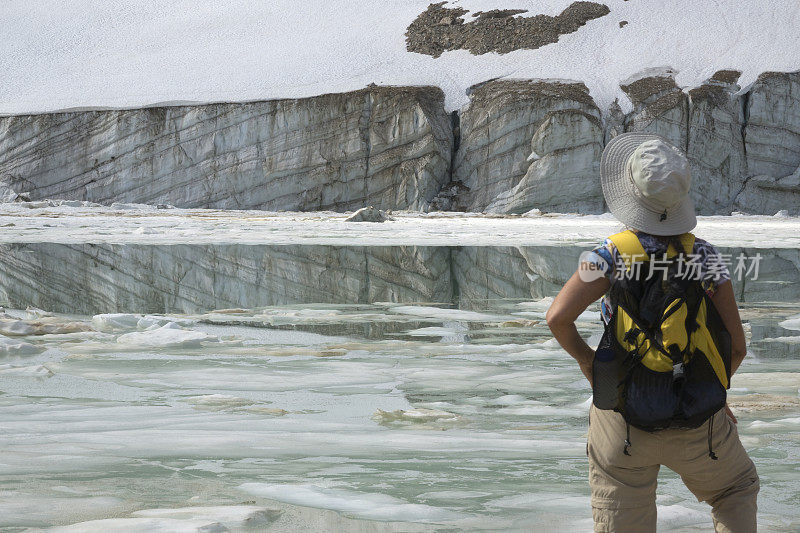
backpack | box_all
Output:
[592,230,732,439]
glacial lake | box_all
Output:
[1,300,798,532]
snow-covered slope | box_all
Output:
[2,0,799,115]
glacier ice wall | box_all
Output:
[1,72,800,215]
[0,87,452,212]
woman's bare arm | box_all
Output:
[546,269,610,385]
[711,279,747,423]
[710,279,747,375]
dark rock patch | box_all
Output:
[429,181,470,211]
[406,1,610,58]
[467,78,598,110]
[710,69,742,85]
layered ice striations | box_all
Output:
[0,86,452,212]
[453,80,604,214]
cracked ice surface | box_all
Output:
[0,302,799,531]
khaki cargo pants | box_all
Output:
[587,404,759,532]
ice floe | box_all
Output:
[116,322,218,348]
[0,363,51,375]
[0,314,92,336]
[238,483,465,522]
[373,407,461,423]
[0,335,44,357]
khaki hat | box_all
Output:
[600,132,696,236]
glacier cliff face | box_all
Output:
[452,80,604,214]
[0,86,452,212]
[1,72,799,215]
[452,71,800,216]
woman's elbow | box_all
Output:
[545,308,569,332]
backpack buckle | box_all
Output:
[672,362,685,382]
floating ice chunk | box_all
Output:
[748,417,800,430]
[727,393,800,412]
[778,313,800,331]
[117,323,218,348]
[487,492,589,511]
[246,406,289,416]
[0,334,45,357]
[133,226,159,234]
[516,297,554,312]
[92,313,144,332]
[25,306,54,319]
[0,318,38,335]
[733,372,800,393]
[140,316,195,330]
[0,316,92,336]
[527,151,540,162]
[390,305,497,322]
[17,200,51,209]
[93,314,194,332]
[238,483,464,522]
[490,394,530,406]
[0,363,52,375]
[496,403,584,417]
[538,338,561,349]
[576,309,599,322]
[208,308,251,315]
[417,490,491,500]
[656,504,710,528]
[586,332,602,348]
[58,199,99,208]
[110,202,157,211]
[47,517,229,532]
[774,209,789,217]
[132,505,277,527]
[373,407,460,423]
[185,394,255,410]
[499,319,539,328]
[406,326,463,337]
[138,316,175,330]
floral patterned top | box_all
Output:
[583,231,732,324]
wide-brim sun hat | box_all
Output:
[600,132,697,236]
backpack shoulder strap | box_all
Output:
[668,233,696,257]
[609,231,697,267]
[608,230,647,270]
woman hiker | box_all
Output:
[546,132,759,532]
